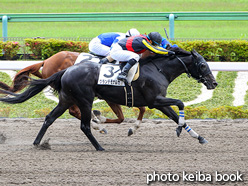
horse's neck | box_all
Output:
[173,55,194,82]
[154,55,191,82]
[140,54,193,83]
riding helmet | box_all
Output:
[147,32,162,46]
[126,28,140,37]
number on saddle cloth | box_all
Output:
[97,63,139,86]
[74,52,101,65]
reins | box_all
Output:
[151,53,209,85]
[175,55,207,84]
[175,56,191,78]
[151,55,191,80]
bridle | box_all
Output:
[152,54,209,84]
[175,56,191,78]
[176,55,210,84]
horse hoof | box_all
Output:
[176,126,182,137]
[97,147,105,151]
[93,110,101,116]
[92,119,100,124]
[128,128,133,136]
[33,138,51,150]
[99,128,107,134]
[198,136,208,144]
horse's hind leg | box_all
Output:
[33,103,68,146]
[68,105,81,120]
[104,102,124,123]
[79,106,104,151]
[68,105,107,134]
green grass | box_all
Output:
[167,74,202,102]
[1,0,248,13]
[0,0,247,39]
[0,73,72,118]
[2,21,247,39]
[192,71,237,108]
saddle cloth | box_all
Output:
[75,52,140,86]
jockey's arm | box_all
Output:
[161,37,178,49]
[140,50,157,59]
[141,39,169,55]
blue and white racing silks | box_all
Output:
[97,32,125,47]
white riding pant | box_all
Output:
[89,37,111,56]
[110,43,140,62]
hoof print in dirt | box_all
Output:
[0,133,7,144]
[34,138,51,150]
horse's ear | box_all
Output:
[191,48,198,57]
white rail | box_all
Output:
[0,61,43,70]
[0,61,248,71]
[207,62,248,71]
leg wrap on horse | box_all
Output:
[184,124,199,138]
[176,110,185,137]
[178,110,185,126]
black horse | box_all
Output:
[0,48,217,151]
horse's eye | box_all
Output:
[200,63,207,71]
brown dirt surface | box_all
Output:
[0,118,247,186]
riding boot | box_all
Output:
[117,58,137,82]
[99,57,109,64]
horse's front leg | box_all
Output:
[152,96,185,137]
[152,96,208,144]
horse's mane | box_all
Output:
[168,46,191,56]
[139,46,191,65]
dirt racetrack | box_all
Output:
[0,118,247,186]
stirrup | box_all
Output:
[117,73,128,82]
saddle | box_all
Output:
[75,53,139,107]
[98,63,139,86]
[75,52,140,86]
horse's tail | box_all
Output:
[0,69,66,104]
[0,61,44,93]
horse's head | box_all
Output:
[188,49,218,90]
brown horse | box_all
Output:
[0,51,145,124]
